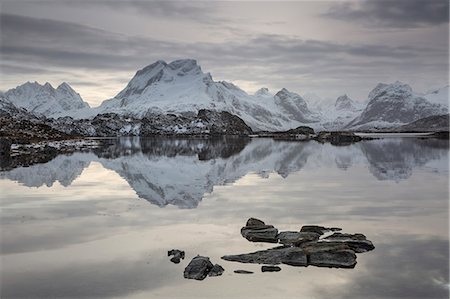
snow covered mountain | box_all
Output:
[346,81,448,130]
[2,60,448,132]
[3,81,90,118]
[96,59,319,131]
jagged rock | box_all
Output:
[222,246,307,266]
[234,270,254,274]
[277,231,320,246]
[323,233,375,253]
[183,256,214,280]
[168,249,185,264]
[241,218,278,243]
[300,225,341,235]
[261,266,281,272]
[208,264,225,277]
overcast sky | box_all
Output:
[1,0,449,106]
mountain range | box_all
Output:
[1,59,448,132]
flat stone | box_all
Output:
[183,256,214,280]
[323,233,375,253]
[309,249,357,268]
[277,231,320,246]
[261,265,282,272]
[234,270,254,274]
[300,225,341,235]
[222,246,307,266]
[241,226,279,243]
[208,264,225,277]
[168,249,185,264]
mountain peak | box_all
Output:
[254,87,271,97]
[335,94,356,111]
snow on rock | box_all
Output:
[423,85,449,108]
[4,81,90,118]
[346,81,448,130]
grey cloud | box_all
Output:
[1,13,448,99]
[325,0,449,28]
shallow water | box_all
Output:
[1,137,449,299]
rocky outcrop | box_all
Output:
[222,218,373,269]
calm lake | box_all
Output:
[1,137,449,299]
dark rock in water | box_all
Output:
[277,231,320,246]
[208,264,225,277]
[222,246,307,266]
[300,225,341,235]
[241,218,278,243]
[323,233,375,253]
[316,131,362,145]
[183,256,214,280]
[168,249,185,264]
[309,249,357,268]
[261,266,281,272]
[234,270,254,274]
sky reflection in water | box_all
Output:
[0,137,448,299]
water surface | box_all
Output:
[1,137,448,298]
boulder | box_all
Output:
[241,218,278,243]
[277,231,320,246]
[168,249,185,264]
[183,256,214,280]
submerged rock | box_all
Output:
[183,256,214,280]
[208,264,225,277]
[168,249,185,264]
[277,231,320,246]
[234,270,254,274]
[323,232,375,253]
[261,266,282,272]
[222,246,307,266]
[241,218,278,243]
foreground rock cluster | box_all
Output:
[222,218,374,269]
[171,218,374,281]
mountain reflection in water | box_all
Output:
[0,137,448,208]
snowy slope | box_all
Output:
[346,81,448,130]
[423,85,449,108]
[4,81,90,118]
[96,59,320,131]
